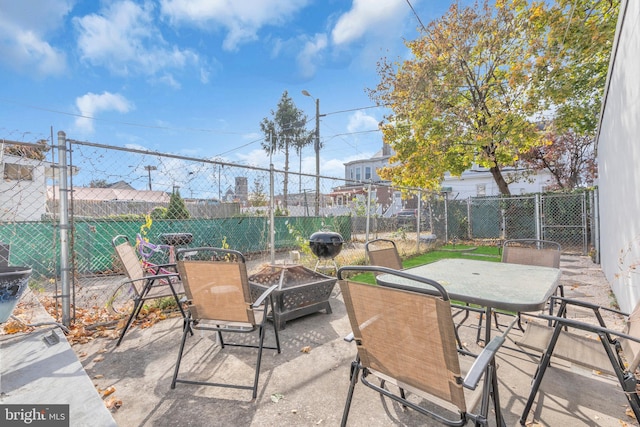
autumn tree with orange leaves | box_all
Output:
[521,0,619,188]
[370,0,547,196]
[370,0,618,195]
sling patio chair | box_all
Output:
[111,235,186,347]
[477,239,562,343]
[518,296,640,424]
[170,247,281,399]
[337,265,515,427]
[365,238,403,270]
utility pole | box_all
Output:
[144,165,157,191]
[302,90,322,216]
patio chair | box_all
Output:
[365,238,403,270]
[112,235,186,346]
[337,265,513,426]
[477,239,562,342]
[518,297,640,424]
[170,247,281,399]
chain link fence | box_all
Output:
[1,133,598,327]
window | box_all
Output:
[476,184,486,196]
[4,163,33,181]
[355,167,361,181]
[365,166,371,180]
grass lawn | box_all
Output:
[347,245,502,284]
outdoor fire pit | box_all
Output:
[158,233,193,246]
[248,264,337,330]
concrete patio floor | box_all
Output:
[2,255,639,426]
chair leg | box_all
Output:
[548,285,565,326]
[268,296,282,353]
[519,326,561,424]
[171,317,193,389]
[116,298,144,347]
[341,357,361,427]
[623,375,640,421]
[252,324,267,399]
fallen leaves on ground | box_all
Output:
[0,296,184,344]
[2,318,32,334]
[271,393,285,403]
[300,345,311,353]
[105,397,122,412]
[626,406,637,419]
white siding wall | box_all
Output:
[597,0,640,312]
[0,156,47,221]
[443,169,555,199]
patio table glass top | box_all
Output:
[376,258,562,313]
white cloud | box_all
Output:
[74,1,199,80]
[347,111,380,133]
[0,0,71,76]
[332,0,407,46]
[159,0,309,51]
[296,34,328,79]
[75,91,134,133]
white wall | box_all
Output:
[443,169,555,199]
[0,155,47,222]
[597,0,640,312]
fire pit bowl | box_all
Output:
[158,233,193,246]
[309,231,344,259]
[0,266,32,323]
[249,264,337,330]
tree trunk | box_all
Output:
[490,165,511,195]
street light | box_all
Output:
[302,90,320,216]
[144,165,157,191]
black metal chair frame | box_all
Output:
[520,296,640,424]
[170,247,282,399]
[338,265,514,427]
[112,235,187,347]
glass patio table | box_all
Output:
[376,258,562,344]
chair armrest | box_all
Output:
[463,335,505,390]
[550,296,628,317]
[451,303,485,314]
[149,262,178,272]
[139,272,181,283]
[125,272,180,285]
[463,316,517,390]
[252,284,278,308]
[535,313,640,344]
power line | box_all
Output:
[405,0,428,32]
[0,96,384,135]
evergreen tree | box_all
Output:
[164,190,190,219]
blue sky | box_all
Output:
[0,0,452,178]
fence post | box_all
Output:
[466,197,472,240]
[444,196,449,243]
[416,190,422,251]
[582,191,588,255]
[269,163,275,264]
[535,194,542,240]
[593,189,600,263]
[57,131,71,326]
[365,181,372,243]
